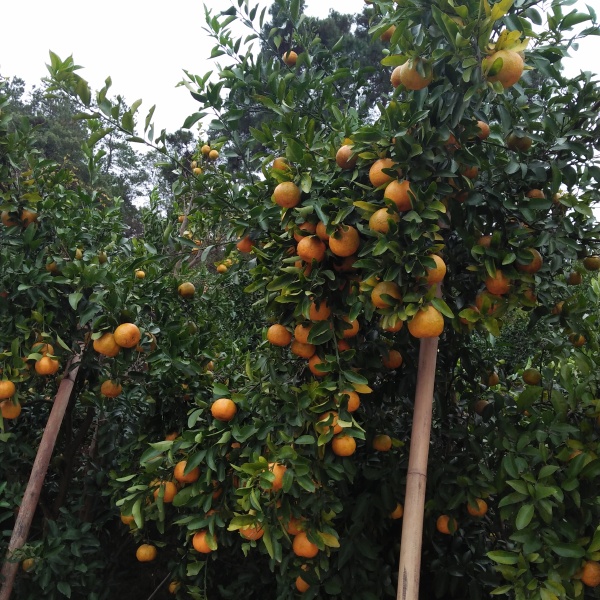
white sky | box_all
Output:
[0,0,598,134]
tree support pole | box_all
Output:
[396,334,440,600]
[0,353,82,600]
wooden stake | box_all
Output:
[0,353,82,600]
[396,334,440,600]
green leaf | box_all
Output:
[551,543,585,558]
[57,582,72,598]
[487,550,519,565]
[515,504,534,530]
[68,292,83,310]
[431,297,454,318]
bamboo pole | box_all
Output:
[396,333,440,600]
[0,353,82,600]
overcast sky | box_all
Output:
[0,0,598,134]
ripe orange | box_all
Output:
[474,399,490,415]
[1,211,18,227]
[178,282,196,298]
[267,324,292,347]
[336,145,357,170]
[135,270,145,279]
[22,558,35,572]
[120,514,135,525]
[273,181,301,208]
[436,515,457,535]
[211,398,237,421]
[526,189,545,199]
[1,400,21,419]
[486,371,500,387]
[475,292,502,316]
[506,133,532,152]
[168,581,181,594]
[381,317,403,333]
[240,524,264,540]
[340,390,360,412]
[272,157,290,171]
[369,158,400,188]
[523,368,541,385]
[467,498,488,517]
[477,235,492,248]
[21,209,38,226]
[569,333,586,347]
[153,481,178,503]
[483,49,524,88]
[296,574,310,593]
[35,356,59,376]
[329,225,360,257]
[567,271,582,285]
[382,349,403,369]
[315,221,329,242]
[371,281,402,308]
[174,460,200,484]
[216,264,228,274]
[426,255,447,284]
[516,248,543,274]
[476,121,490,140]
[391,58,432,90]
[581,560,600,587]
[380,25,396,42]
[136,544,157,562]
[331,435,356,456]
[369,207,400,233]
[291,340,316,359]
[201,144,211,156]
[292,222,317,243]
[308,354,327,377]
[268,462,287,491]
[286,517,305,536]
[294,323,312,344]
[208,149,219,160]
[583,256,600,271]
[192,530,216,553]
[373,434,392,451]
[390,503,404,519]
[292,532,319,558]
[297,236,326,262]
[236,236,254,253]
[308,300,331,321]
[282,50,298,66]
[316,411,343,435]
[485,270,511,295]
[384,179,412,211]
[407,306,444,338]
[337,339,351,352]
[341,317,359,338]
[93,332,120,357]
[114,323,141,349]
[0,380,16,399]
[100,380,123,398]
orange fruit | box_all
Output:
[136,544,157,562]
[192,530,216,553]
[426,255,447,284]
[390,503,404,519]
[236,236,254,253]
[0,380,16,399]
[153,481,178,503]
[291,341,316,359]
[201,144,211,156]
[506,133,532,152]
[391,58,432,90]
[581,560,600,587]
[240,524,264,540]
[369,158,399,188]
[178,282,196,298]
[293,221,317,243]
[168,581,181,594]
[22,558,35,572]
[296,574,310,593]
[316,411,343,435]
[174,460,200,484]
[583,256,600,271]
[297,236,326,263]
[483,49,524,88]
[369,207,400,233]
[294,323,312,344]
[336,145,357,170]
[371,281,402,308]
[460,164,479,179]
[436,515,457,535]
[315,221,329,242]
[373,434,392,451]
[35,356,59,376]
[523,368,541,385]
[100,380,122,398]
[526,189,545,199]
[267,324,292,347]
[474,399,490,415]
[466,498,488,517]
[341,317,359,338]
[33,342,54,355]
[93,332,120,357]
[407,306,444,338]
[282,50,298,66]
[516,248,543,274]
[120,514,135,525]
[208,149,219,160]
[135,270,146,279]
[216,264,228,274]
[273,181,301,208]
[331,435,356,456]
[1,400,21,419]
[384,179,412,211]
[211,398,237,421]
[308,354,327,377]
[337,339,351,352]
[268,462,287,491]
[1,211,18,226]
[286,516,305,536]
[272,157,290,171]
[292,532,319,558]
[381,317,403,333]
[475,292,502,316]
[21,209,38,226]
[380,25,396,42]
[567,271,582,285]
[485,270,511,295]
[114,323,141,348]
[329,225,360,257]
[476,121,490,140]
[477,235,492,248]
[308,300,331,321]
[569,333,586,347]
[340,390,360,412]
[382,349,403,369]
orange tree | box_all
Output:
[42,0,600,598]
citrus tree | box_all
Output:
[12,0,600,598]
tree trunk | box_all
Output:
[396,334,440,600]
[0,352,82,600]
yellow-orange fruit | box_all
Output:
[114,323,142,349]
[336,145,357,170]
[369,158,399,188]
[267,324,292,347]
[273,181,301,208]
